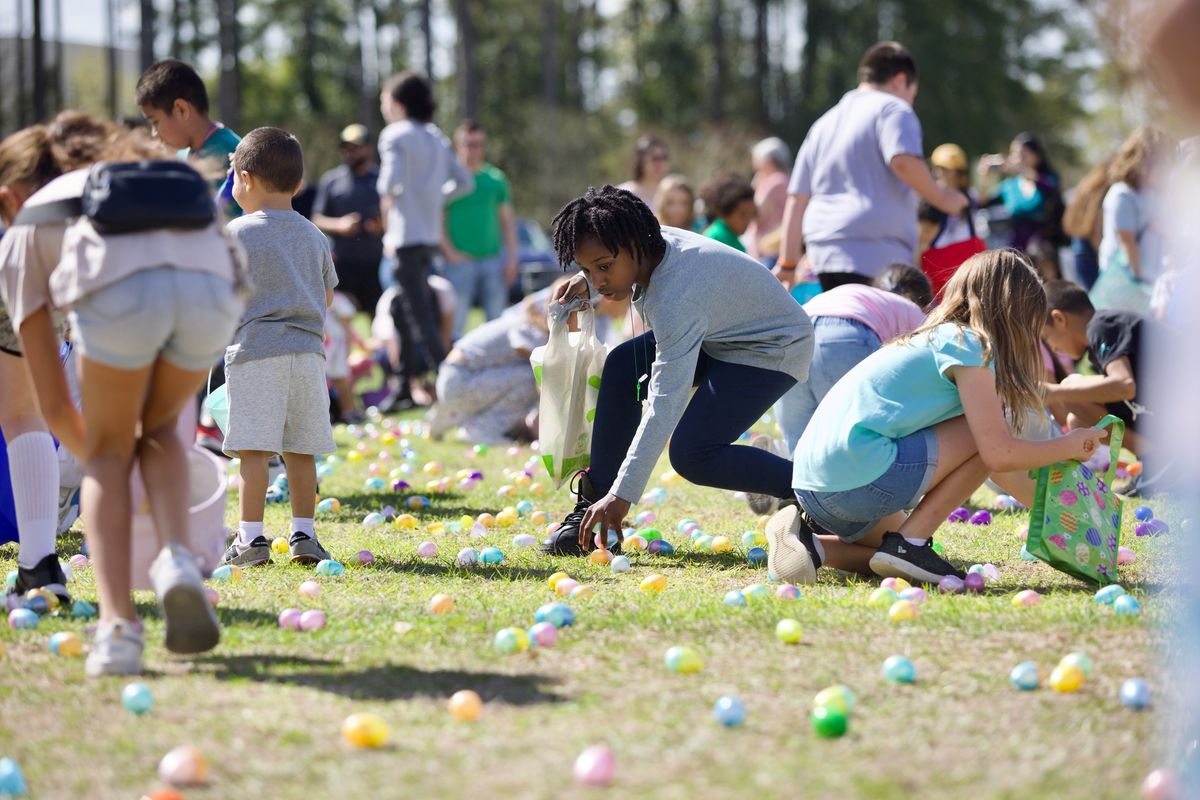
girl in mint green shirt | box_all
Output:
[768,250,1104,587]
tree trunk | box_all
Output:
[566,0,584,111]
[708,0,725,122]
[170,0,184,58]
[629,0,644,116]
[420,0,433,79]
[32,0,47,121]
[453,0,479,119]
[300,3,325,113]
[53,0,64,110]
[541,0,558,109]
[217,0,241,129]
[753,0,769,128]
[187,0,202,62]
[353,0,374,126]
[140,0,156,71]
[106,0,119,119]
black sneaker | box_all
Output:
[765,504,822,585]
[221,535,272,567]
[541,471,622,556]
[868,532,965,584]
[12,553,71,608]
[289,532,331,565]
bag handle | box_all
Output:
[929,191,975,248]
[1092,414,1125,486]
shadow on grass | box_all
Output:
[368,556,560,582]
[319,489,535,524]
[195,652,566,704]
[132,599,280,627]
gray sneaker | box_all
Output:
[288,532,330,565]
[221,535,272,567]
[151,543,221,655]
[745,435,784,515]
[85,619,145,678]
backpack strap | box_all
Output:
[929,192,976,248]
[12,197,83,227]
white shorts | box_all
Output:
[222,352,336,457]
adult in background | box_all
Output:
[311,124,384,313]
[747,137,791,265]
[977,132,1064,278]
[775,42,967,292]
[618,136,671,208]
[1061,156,1115,290]
[441,120,519,340]
[377,72,474,406]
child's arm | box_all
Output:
[18,307,85,459]
[1043,357,1136,405]
[955,366,1103,472]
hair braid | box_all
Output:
[551,184,667,270]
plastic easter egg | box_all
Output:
[493,626,531,654]
[775,618,803,644]
[810,705,848,738]
[476,513,496,528]
[410,542,436,562]
[548,571,570,590]
[1135,523,1154,538]
[48,631,81,657]
[1150,519,1170,535]
[456,548,479,567]
[638,528,663,543]
[298,609,326,632]
[624,535,647,552]
[1117,546,1137,565]
[392,480,411,492]
[71,599,97,620]
[1134,505,1155,522]
[747,547,768,566]
[888,600,918,622]
[967,564,986,577]
[574,744,616,787]
[589,549,614,566]
[571,584,594,600]
[210,564,236,582]
[269,536,289,555]
[813,685,857,716]
[677,519,698,533]
[869,587,898,606]
[317,497,341,515]
[1019,545,1038,561]
[1121,678,1151,709]
[529,621,558,648]
[123,682,155,714]
[1114,595,1142,616]
[639,574,667,593]
[424,593,455,616]
[1018,525,1029,542]
[535,602,575,628]
[970,510,992,526]
[394,513,419,530]
[69,553,88,570]
[278,607,303,629]
[635,511,657,527]
[7,608,38,629]
[1141,768,1182,800]
[158,745,209,786]
[610,555,631,574]
[356,550,375,566]
[882,655,916,684]
[1012,589,1042,607]
[341,713,389,748]
[724,590,747,607]
[898,587,927,604]
[776,584,801,600]
[1060,652,1093,678]
[1010,661,1041,690]
[714,696,746,727]
[711,536,732,554]
[880,577,910,593]
[553,578,579,597]
[1049,663,1084,693]
[742,530,766,548]
[406,495,430,510]
[1094,585,1126,605]
[947,507,970,523]
[937,576,964,594]
[982,564,1001,581]
[479,547,505,565]
[362,512,384,528]
[651,539,675,556]
[530,511,549,526]
[315,560,345,577]
[964,572,985,592]
[495,510,519,528]
[512,534,538,548]
[363,477,387,492]
[516,500,535,517]
[742,583,770,602]
[448,689,483,721]
[663,645,703,673]
[0,757,28,797]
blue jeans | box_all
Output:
[795,428,939,542]
[441,252,508,339]
[776,317,881,453]
[588,332,797,500]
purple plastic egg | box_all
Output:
[938,575,964,593]
[392,480,411,492]
[278,608,302,630]
[1135,522,1154,537]
[1150,519,1170,535]
[417,541,438,558]
[357,550,375,565]
[969,510,992,526]
[647,539,666,555]
[964,572,985,592]
[948,507,970,523]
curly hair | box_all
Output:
[550,184,666,269]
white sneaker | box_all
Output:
[765,505,819,585]
[85,619,145,677]
[150,543,220,655]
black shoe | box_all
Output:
[541,472,622,556]
[221,535,272,567]
[868,532,965,584]
[12,553,71,608]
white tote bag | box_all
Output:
[530,302,608,487]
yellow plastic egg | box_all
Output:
[341,712,389,748]
[589,549,614,565]
[888,599,918,622]
[395,513,419,530]
[1049,663,1085,693]
[756,515,771,530]
[380,433,396,445]
[477,513,496,528]
[460,515,476,529]
[548,571,571,590]
[496,512,518,528]
[530,511,549,526]
[571,584,595,599]
[624,535,647,552]
[496,485,516,498]
[426,522,445,535]
[711,536,732,553]
[660,470,681,486]
[346,451,363,462]
[423,461,443,475]
[530,482,545,496]
[513,473,532,486]
[640,574,668,593]
[271,537,289,555]
[448,690,483,722]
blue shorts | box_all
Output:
[795,428,939,542]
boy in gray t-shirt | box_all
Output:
[220,127,339,568]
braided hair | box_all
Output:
[551,185,667,270]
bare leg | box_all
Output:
[889,417,991,542]
[1064,402,1108,430]
[817,535,878,575]
[238,451,270,524]
[992,470,1036,508]
[281,453,316,519]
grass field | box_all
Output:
[0,414,1174,800]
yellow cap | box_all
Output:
[340,123,370,146]
[931,143,968,171]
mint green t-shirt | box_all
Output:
[701,218,745,252]
[180,125,242,218]
[792,323,989,492]
[446,163,511,258]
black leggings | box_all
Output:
[389,245,446,380]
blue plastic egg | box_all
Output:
[5,570,17,592]
[480,547,505,565]
[1019,545,1037,562]
[677,519,697,533]
[1010,661,1040,690]
[71,599,97,620]
[315,559,346,577]
[534,602,575,628]
[882,655,916,684]
[0,757,28,797]
[7,608,38,629]
[1094,585,1126,605]
[1120,678,1151,709]
[363,477,387,491]
[651,540,675,556]
[1114,595,1142,616]
[1133,505,1155,522]
[746,547,767,566]
[723,590,747,607]
[713,696,746,727]
[516,500,535,516]
[210,564,235,581]
[122,682,154,715]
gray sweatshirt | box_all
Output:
[376,120,474,248]
[610,227,813,502]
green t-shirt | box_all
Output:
[180,125,242,218]
[701,218,745,252]
[446,163,511,258]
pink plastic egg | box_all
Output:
[898,587,927,604]
[938,575,964,593]
[1117,546,1137,565]
[417,541,438,559]
[964,572,985,592]
[299,609,327,631]
[204,587,219,607]
[1017,525,1029,542]
[278,608,302,630]
[298,580,321,598]
[68,554,88,570]
[529,621,558,648]
[1141,768,1182,800]
[775,584,801,600]
[574,744,615,787]
[1013,589,1042,607]
[555,578,580,596]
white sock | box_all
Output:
[292,517,316,538]
[813,536,826,563]
[903,536,928,547]
[238,521,264,545]
[9,432,59,569]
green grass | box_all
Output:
[0,415,1173,799]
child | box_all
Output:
[653,175,697,231]
[747,264,931,514]
[135,59,242,218]
[220,128,338,568]
[700,173,757,252]
[1,119,244,676]
[773,251,1104,585]
[1041,280,1160,465]
[543,185,813,555]
[325,290,364,424]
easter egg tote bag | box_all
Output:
[1026,415,1124,585]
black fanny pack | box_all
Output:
[13,160,216,233]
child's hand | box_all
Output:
[553,274,590,306]
[579,494,630,551]
[1064,427,1106,462]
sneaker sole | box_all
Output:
[85,655,144,678]
[161,581,221,655]
[868,551,948,586]
[765,505,817,585]
[289,542,328,565]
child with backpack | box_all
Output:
[0,117,245,676]
[771,250,1104,586]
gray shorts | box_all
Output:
[222,352,336,457]
[69,267,242,371]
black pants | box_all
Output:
[818,271,873,292]
[389,245,446,381]
[336,258,384,315]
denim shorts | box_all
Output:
[795,427,939,542]
[70,267,242,371]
